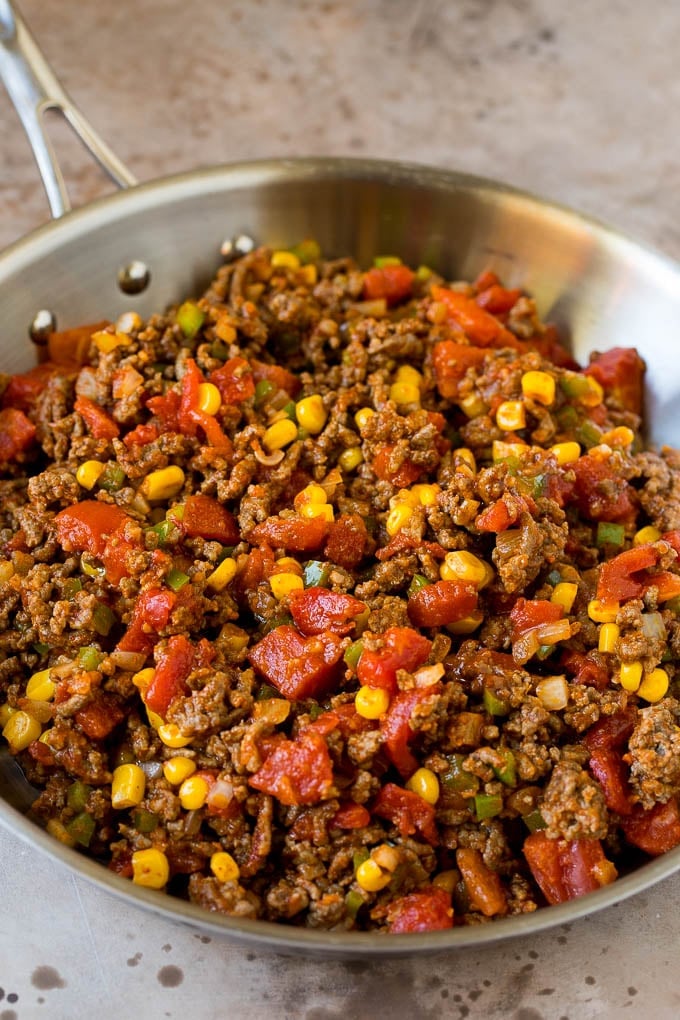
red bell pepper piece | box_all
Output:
[75,693,125,740]
[2,362,67,412]
[386,887,453,933]
[356,626,431,694]
[330,802,371,829]
[372,445,423,488]
[569,455,638,524]
[251,359,301,398]
[621,798,680,856]
[407,580,478,629]
[47,320,108,365]
[54,501,131,558]
[431,341,488,400]
[431,285,521,349]
[372,783,438,845]
[380,682,443,776]
[523,832,613,904]
[249,728,335,806]
[475,283,522,314]
[324,513,369,570]
[209,356,255,405]
[248,625,344,700]
[74,395,120,440]
[585,347,645,416]
[288,587,367,636]
[182,494,240,544]
[116,586,177,655]
[249,514,329,552]
[146,634,212,717]
[456,847,508,916]
[362,264,415,306]
[0,407,37,463]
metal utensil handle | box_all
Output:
[0,0,136,218]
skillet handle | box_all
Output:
[0,0,136,218]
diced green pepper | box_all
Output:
[416,265,433,281]
[556,404,579,429]
[133,809,159,834]
[33,642,50,656]
[177,300,205,340]
[492,749,517,788]
[308,703,323,721]
[524,809,547,832]
[483,688,509,717]
[254,380,275,406]
[92,603,116,637]
[441,754,479,794]
[345,889,365,920]
[303,560,331,588]
[81,553,105,578]
[344,639,364,670]
[166,568,190,592]
[209,340,230,362]
[150,519,181,547]
[67,812,96,847]
[98,463,126,493]
[596,521,625,549]
[408,574,430,597]
[67,781,90,812]
[474,793,503,821]
[560,374,592,399]
[353,847,370,872]
[62,578,83,600]
[78,646,104,671]
[256,683,281,701]
[373,255,402,268]
[575,420,602,449]
[535,644,556,661]
[289,239,321,264]
[546,569,563,586]
[282,400,297,420]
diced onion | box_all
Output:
[414,663,446,687]
[138,760,164,779]
[252,440,285,466]
[110,650,147,672]
[536,675,569,711]
[641,612,666,642]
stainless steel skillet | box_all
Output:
[1,0,680,958]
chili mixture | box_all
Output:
[2,242,680,934]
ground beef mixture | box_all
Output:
[1,245,680,935]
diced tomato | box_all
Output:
[523,832,613,904]
[75,693,125,740]
[324,513,369,569]
[27,739,55,766]
[456,847,508,917]
[178,358,232,453]
[588,747,632,815]
[380,682,443,776]
[431,340,488,400]
[372,783,438,845]
[431,285,521,349]
[248,625,344,700]
[372,445,423,488]
[54,501,131,558]
[249,514,329,552]
[621,798,680,856]
[326,702,376,738]
[585,347,645,416]
[475,284,522,315]
[596,545,659,603]
[357,626,431,694]
[101,523,142,587]
[209,356,255,405]
[376,533,446,563]
[387,887,453,934]
[147,388,181,432]
[2,362,69,412]
[649,571,680,602]
[74,395,120,440]
[288,587,367,636]
[232,547,274,603]
[47,321,108,365]
[475,492,532,533]
[561,650,609,690]
[123,423,160,447]
[251,359,301,398]
[582,706,638,752]
[510,598,563,642]
[529,325,580,370]
[362,264,415,306]
[569,455,638,524]
[182,494,240,544]
[249,728,335,806]
[0,407,37,463]
[146,634,210,717]
[663,530,680,556]
[330,802,371,829]
[407,580,478,629]
[116,586,177,656]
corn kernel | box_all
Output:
[602,426,635,448]
[454,447,477,472]
[598,623,620,654]
[2,710,41,751]
[355,858,391,893]
[263,418,298,452]
[432,870,458,894]
[386,503,413,536]
[76,460,105,490]
[396,365,423,387]
[389,488,420,511]
[147,708,164,731]
[588,599,619,623]
[273,556,303,577]
[0,704,16,727]
[390,381,421,406]
[582,376,604,406]
[294,483,328,507]
[46,818,77,848]
[271,250,300,269]
[446,611,484,634]
[132,667,156,693]
[634,526,662,547]
[638,667,670,703]
[163,756,197,785]
[270,573,304,599]
[496,400,526,431]
[338,447,363,472]
[354,407,375,430]
[206,556,238,592]
[459,393,487,418]
[406,767,440,805]
[158,723,192,748]
[25,668,55,702]
[412,484,440,507]
[0,560,15,583]
[210,851,240,883]
[440,550,489,587]
[299,502,334,522]
[619,661,643,692]
[550,441,581,465]
[521,370,556,406]
[196,382,222,416]
[551,582,578,613]
[111,763,146,808]
[300,264,318,285]
[355,686,390,719]
[92,329,131,354]
[492,439,527,462]
[179,773,209,810]
[295,395,327,435]
[140,465,185,502]
[132,848,169,889]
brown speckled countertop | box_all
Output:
[2,2,680,1018]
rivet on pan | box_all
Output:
[118,260,151,295]
[29,309,56,345]
[220,234,256,259]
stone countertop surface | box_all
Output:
[2,1,680,1017]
